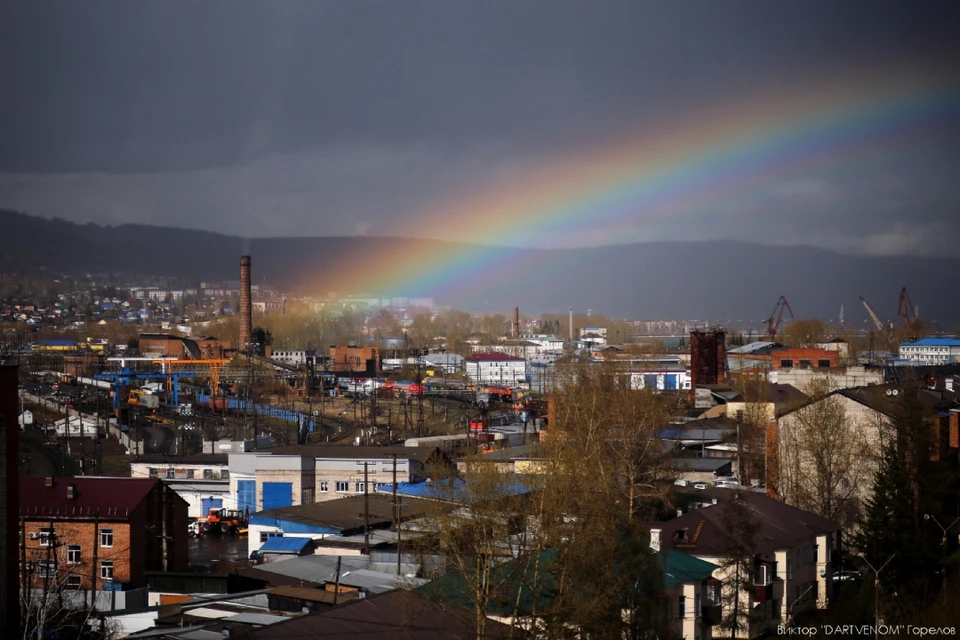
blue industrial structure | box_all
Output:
[95,367,188,410]
[195,394,316,432]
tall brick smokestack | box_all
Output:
[513,307,520,338]
[240,255,252,351]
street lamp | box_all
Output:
[924,513,960,605]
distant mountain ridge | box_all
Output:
[2,209,958,323]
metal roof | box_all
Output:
[222,612,288,625]
[19,477,181,521]
[259,536,313,554]
[901,338,960,347]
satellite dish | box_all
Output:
[886,389,893,396]
[892,389,899,396]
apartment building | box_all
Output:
[650,492,839,638]
[899,338,960,365]
[19,477,188,591]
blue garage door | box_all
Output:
[262,482,293,510]
[237,480,256,515]
[201,497,223,516]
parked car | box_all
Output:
[250,550,265,564]
[832,569,863,582]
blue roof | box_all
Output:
[40,339,76,346]
[259,536,312,553]
[375,479,533,503]
[902,338,960,347]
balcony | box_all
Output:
[701,603,722,625]
[752,583,773,602]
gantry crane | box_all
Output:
[95,368,188,410]
[153,359,231,400]
[766,296,794,340]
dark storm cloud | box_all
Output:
[1,1,959,254]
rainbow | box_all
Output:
[296,67,960,305]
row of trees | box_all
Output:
[416,363,690,639]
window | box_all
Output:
[786,558,792,580]
[100,529,113,548]
[678,596,686,619]
[259,531,283,543]
[356,481,366,493]
[37,560,56,578]
[100,561,114,581]
[67,545,81,565]
[38,527,54,547]
[186,469,195,479]
[799,360,811,368]
[760,564,772,585]
[335,481,349,493]
[166,468,175,479]
[818,359,832,369]
[148,467,158,478]
[221,470,229,480]
[203,469,214,479]
[695,595,701,617]
[66,575,82,589]
[781,359,794,368]
[319,481,329,493]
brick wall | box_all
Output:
[773,348,839,370]
[21,520,132,591]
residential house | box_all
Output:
[650,492,839,638]
[19,477,189,591]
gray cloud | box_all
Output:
[1,1,959,255]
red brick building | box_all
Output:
[19,477,188,592]
[329,346,379,374]
[771,347,839,370]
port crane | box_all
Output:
[860,296,887,332]
[766,296,794,340]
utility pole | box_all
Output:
[862,554,896,640]
[357,462,372,554]
[391,453,400,575]
[924,514,960,605]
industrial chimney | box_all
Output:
[569,307,574,342]
[513,307,520,338]
[239,255,252,351]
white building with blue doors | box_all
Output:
[228,445,447,519]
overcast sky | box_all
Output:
[1,1,958,256]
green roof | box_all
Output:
[659,548,718,587]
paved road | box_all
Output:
[188,533,250,566]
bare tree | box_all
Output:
[777,380,873,530]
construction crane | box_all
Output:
[860,296,886,332]
[766,296,794,340]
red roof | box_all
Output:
[19,477,161,521]
[467,352,525,362]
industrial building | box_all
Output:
[899,337,960,365]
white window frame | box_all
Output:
[67,545,81,565]
[100,561,114,581]
[760,564,772,586]
[356,481,366,494]
[319,481,329,493]
[335,481,349,493]
[38,527,54,547]
[66,575,82,588]
[100,529,114,548]
[259,531,283,543]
